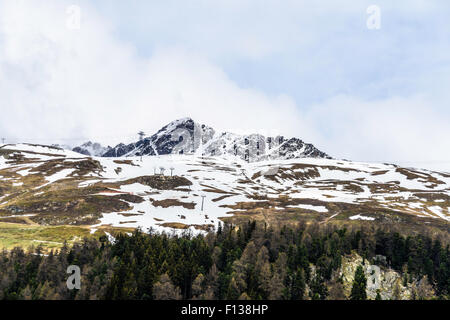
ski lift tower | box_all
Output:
[200,195,206,211]
[138,131,145,162]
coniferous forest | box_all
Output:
[0,222,449,300]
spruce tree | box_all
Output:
[350,265,367,300]
[291,268,305,300]
[375,290,382,300]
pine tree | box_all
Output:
[291,268,305,300]
[375,290,382,300]
[350,265,367,300]
[309,275,328,300]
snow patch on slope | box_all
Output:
[349,215,375,221]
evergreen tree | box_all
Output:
[309,275,328,300]
[291,268,305,300]
[375,290,382,300]
[350,265,367,300]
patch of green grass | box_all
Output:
[0,222,96,251]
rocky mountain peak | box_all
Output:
[72,141,111,157]
[76,118,330,161]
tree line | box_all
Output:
[0,222,448,300]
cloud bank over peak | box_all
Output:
[0,1,304,146]
[0,1,449,171]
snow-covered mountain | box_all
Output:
[102,118,331,161]
[0,143,449,236]
[72,141,111,157]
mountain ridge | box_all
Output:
[73,118,331,161]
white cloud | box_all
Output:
[0,1,304,146]
[304,94,450,171]
[0,1,449,172]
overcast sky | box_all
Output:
[0,1,449,171]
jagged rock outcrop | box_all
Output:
[339,253,435,300]
[100,117,331,161]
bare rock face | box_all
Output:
[100,118,331,161]
[72,141,111,157]
[339,253,434,300]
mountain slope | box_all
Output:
[0,143,449,238]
